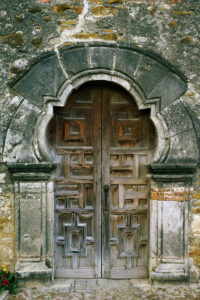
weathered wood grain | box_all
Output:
[49,83,155,279]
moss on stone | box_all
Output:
[10,66,23,74]
[32,37,43,47]
[44,16,52,22]
[107,0,124,3]
[170,20,177,29]
[186,92,195,96]
[14,15,23,23]
[28,7,43,13]
[53,4,83,14]
[181,35,194,44]
[0,32,24,48]
[172,10,195,16]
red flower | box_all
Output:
[2,282,6,286]
[3,279,8,285]
[3,275,6,278]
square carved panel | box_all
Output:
[64,225,86,256]
[118,120,139,142]
[118,224,140,257]
[64,119,85,141]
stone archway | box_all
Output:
[6,43,199,281]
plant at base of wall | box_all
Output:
[0,265,17,295]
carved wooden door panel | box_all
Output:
[52,85,102,278]
[49,83,155,279]
[102,86,154,278]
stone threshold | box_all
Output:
[19,279,151,293]
[20,278,199,292]
[54,278,150,291]
[7,280,200,300]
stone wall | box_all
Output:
[0,164,15,270]
[0,0,199,281]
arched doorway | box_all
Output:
[7,43,198,282]
[48,82,156,279]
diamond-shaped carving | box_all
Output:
[64,119,85,141]
[118,120,139,142]
[118,224,140,257]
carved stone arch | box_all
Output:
[34,72,167,164]
[7,42,199,165]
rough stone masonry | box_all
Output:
[0,0,200,297]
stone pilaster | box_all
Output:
[148,164,196,282]
[8,163,56,281]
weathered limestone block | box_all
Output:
[0,165,15,269]
[148,74,187,110]
[148,164,196,282]
[60,46,89,76]
[3,100,41,163]
[150,196,188,280]
[162,100,194,135]
[166,130,199,163]
[17,182,44,257]
[114,48,141,75]
[8,163,56,280]
[161,100,199,163]
[188,258,200,283]
[89,46,116,69]
[11,43,187,113]
[134,56,169,100]
[11,54,66,107]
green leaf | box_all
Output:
[0,286,6,294]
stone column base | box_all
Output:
[15,261,52,281]
[151,264,187,281]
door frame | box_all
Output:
[52,83,153,279]
[35,73,189,282]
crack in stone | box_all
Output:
[59,0,89,45]
[54,0,89,77]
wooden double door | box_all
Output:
[48,83,155,279]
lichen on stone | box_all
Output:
[14,15,23,23]
[28,7,44,13]
[172,10,195,16]
[53,4,83,14]
[0,32,24,48]
[32,37,43,47]
[44,16,52,22]
[181,35,194,44]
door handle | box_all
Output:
[104,185,109,212]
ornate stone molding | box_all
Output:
[8,162,57,181]
[6,42,199,166]
[148,163,197,182]
[10,42,187,110]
